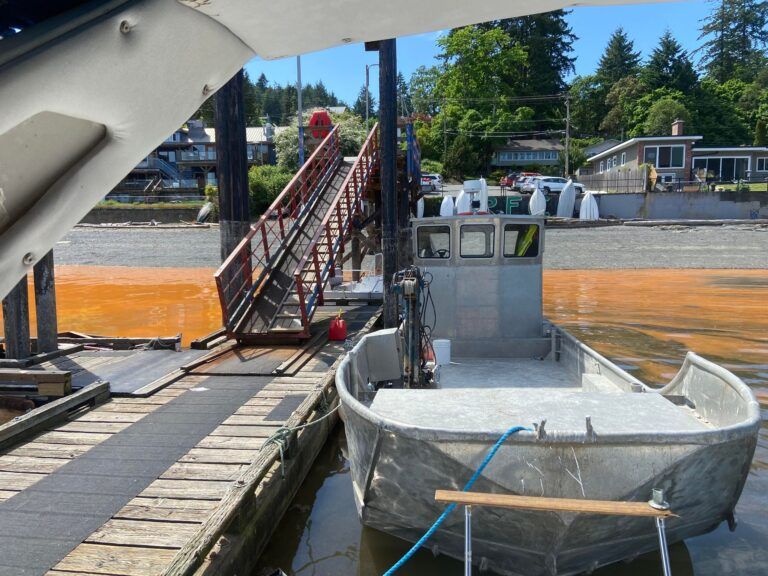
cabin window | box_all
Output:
[416,226,451,259]
[460,224,495,258]
[503,224,540,258]
[757,158,767,171]
[644,145,684,168]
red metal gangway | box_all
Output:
[215,123,380,340]
[214,126,341,335]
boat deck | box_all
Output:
[0,305,380,576]
[439,357,576,390]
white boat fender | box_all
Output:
[439,195,454,217]
[579,191,600,220]
[529,186,546,216]
[455,189,470,214]
[416,197,424,218]
[433,339,451,366]
[556,179,576,218]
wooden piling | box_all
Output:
[379,39,398,328]
[33,250,58,353]
[214,69,251,262]
[1,276,30,359]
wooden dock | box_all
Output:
[0,305,379,576]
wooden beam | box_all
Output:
[0,381,109,450]
[434,490,675,518]
[0,368,71,383]
[33,250,58,353]
[1,276,30,359]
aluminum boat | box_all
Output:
[336,215,759,576]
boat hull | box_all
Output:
[341,405,756,576]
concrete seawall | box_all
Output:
[595,190,768,220]
[80,207,207,224]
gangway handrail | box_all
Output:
[291,124,379,332]
[214,126,341,331]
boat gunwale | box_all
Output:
[336,328,761,447]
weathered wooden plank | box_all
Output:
[34,431,111,445]
[161,463,248,482]
[5,441,91,459]
[434,490,675,518]
[110,396,174,406]
[0,454,69,473]
[222,414,281,426]
[116,497,217,523]
[263,383,316,392]
[195,436,265,451]
[86,519,200,549]
[0,381,109,449]
[0,470,47,490]
[243,397,281,407]
[141,479,230,500]
[232,405,277,416]
[209,425,282,438]
[270,376,321,384]
[151,388,187,398]
[179,448,260,465]
[56,421,132,434]
[53,543,176,576]
[94,402,159,413]
[0,368,70,383]
[76,411,147,423]
[0,489,20,501]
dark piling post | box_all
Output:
[33,250,58,353]
[215,69,251,262]
[379,39,398,328]
[2,277,31,359]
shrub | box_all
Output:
[420,159,444,175]
[423,196,443,217]
[204,184,219,219]
[248,165,293,217]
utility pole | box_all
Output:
[215,69,250,262]
[442,98,448,160]
[379,39,398,328]
[365,63,378,128]
[297,55,305,167]
[565,94,571,177]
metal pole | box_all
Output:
[297,55,305,167]
[655,517,672,576]
[365,65,370,128]
[565,95,571,177]
[379,39,398,328]
[464,505,473,576]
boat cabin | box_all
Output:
[413,215,547,358]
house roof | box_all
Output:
[587,135,703,163]
[498,139,564,152]
[585,139,620,157]
[692,146,768,153]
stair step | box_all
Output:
[275,313,302,319]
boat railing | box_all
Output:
[435,488,676,576]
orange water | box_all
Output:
[2,267,767,389]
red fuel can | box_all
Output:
[329,311,347,341]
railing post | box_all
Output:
[464,505,472,576]
[294,273,309,330]
[312,248,324,305]
[277,203,286,239]
[326,226,335,277]
[261,227,270,262]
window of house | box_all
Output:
[460,224,495,258]
[417,226,451,259]
[757,158,767,171]
[503,224,540,258]
[599,161,604,173]
[644,145,684,168]
[621,152,626,165]
[613,155,618,168]
[607,157,612,170]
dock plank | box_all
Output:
[141,479,230,500]
[179,448,261,465]
[56,421,133,434]
[53,543,177,576]
[115,497,217,523]
[34,431,112,445]
[86,519,199,549]
[161,462,248,481]
[76,411,147,423]
[196,435,266,451]
[0,489,20,501]
[0,470,47,490]
[209,424,282,438]
[5,441,91,458]
[92,402,159,413]
[0,455,69,473]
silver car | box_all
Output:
[526,176,585,194]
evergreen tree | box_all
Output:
[352,85,376,118]
[396,72,412,117]
[596,28,641,86]
[409,66,441,116]
[484,11,577,96]
[641,30,698,93]
[754,118,767,145]
[697,0,768,83]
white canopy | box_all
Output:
[0,0,666,299]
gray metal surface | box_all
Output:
[0,374,271,575]
[336,321,759,575]
[438,358,576,390]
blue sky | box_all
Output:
[245,1,711,106]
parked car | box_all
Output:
[500,172,517,189]
[511,172,541,191]
[528,176,585,195]
[422,173,443,191]
[420,175,437,193]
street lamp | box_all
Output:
[365,63,379,127]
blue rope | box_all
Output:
[383,425,531,576]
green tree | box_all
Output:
[697,0,768,83]
[396,72,412,117]
[352,85,376,119]
[568,75,603,136]
[690,79,751,144]
[755,118,768,145]
[596,28,641,86]
[641,31,698,93]
[409,66,441,116]
[642,97,692,136]
[247,165,293,216]
[600,76,647,137]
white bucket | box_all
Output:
[433,339,451,366]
